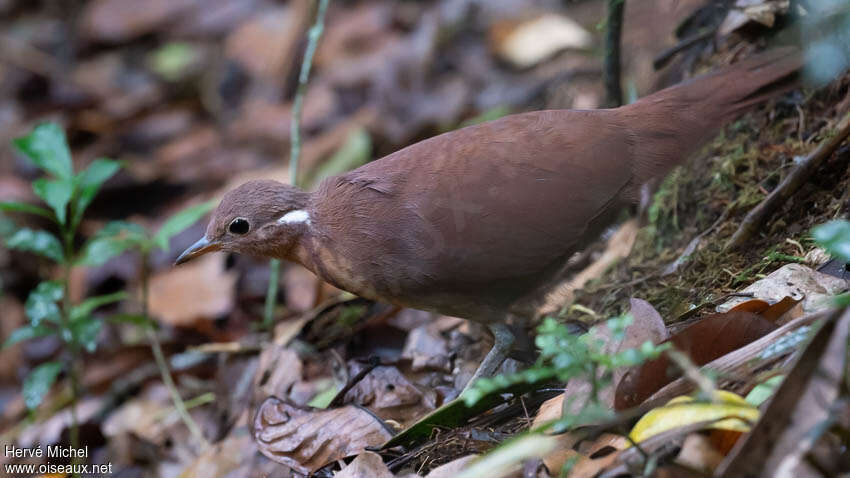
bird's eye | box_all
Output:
[228,218,250,235]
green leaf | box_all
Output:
[812,220,850,262]
[5,228,64,262]
[0,201,54,220]
[76,236,133,266]
[25,281,63,325]
[32,178,73,225]
[70,317,103,352]
[71,158,122,228]
[107,314,152,327]
[2,324,55,348]
[745,375,784,406]
[76,221,147,266]
[834,292,850,307]
[153,200,215,251]
[70,291,128,322]
[13,123,73,180]
[23,361,63,410]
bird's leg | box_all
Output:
[461,322,515,395]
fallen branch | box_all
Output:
[726,112,850,250]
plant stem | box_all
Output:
[60,230,81,461]
[264,260,280,329]
[141,250,208,450]
[264,0,331,328]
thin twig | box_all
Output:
[603,0,625,107]
[652,28,715,71]
[265,0,332,328]
[727,112,850,250]
[141,253,208,449]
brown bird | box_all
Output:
[177,48,801,392]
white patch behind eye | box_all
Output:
[278,209,311,225]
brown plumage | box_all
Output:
[177,48,802,392]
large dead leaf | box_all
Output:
[615,310,776,410]
[254,397,393,474]
[149,254,237,327]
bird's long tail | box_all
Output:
[621,47,803,185]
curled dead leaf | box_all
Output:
[253,397,394,474]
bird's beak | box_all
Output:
[175,237,221,265]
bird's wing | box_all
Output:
[316,110,636,291]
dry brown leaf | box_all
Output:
[718,0,790,37]
[615,310,776,410]
[675,433,725,473]
[254,345,303,402]
[759,296,803,323]
[254,397,394,474]
[344,364,436,426]
[647,311,826,404]
[81,0,200,41]
[335,451,394,478]
[224,4,305,81]
[179,430,278,478]
[717,264,848,315]
[729,299,771,314]
[489,13,593,69]
[102,398,172,445]
[401,323,452,372]
[149,254,237,327]
[569,433,629,478]
[228,83,337,145]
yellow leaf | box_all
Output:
[629,391,759,443]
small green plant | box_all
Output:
[1,122,126,453]
[812,219,850,306]
[464,315,668,431]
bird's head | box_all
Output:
[175,179,311,265]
